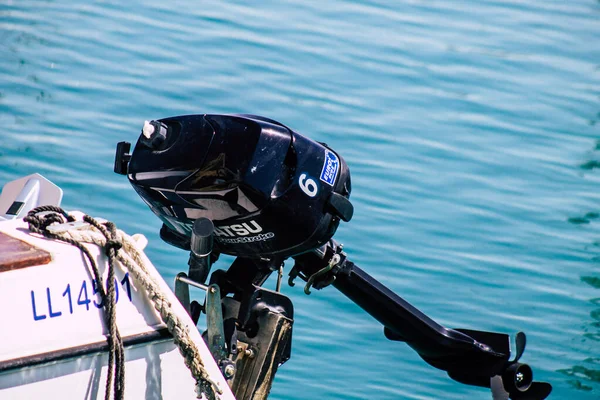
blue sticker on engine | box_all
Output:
[320,149,339,186]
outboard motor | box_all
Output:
[115,114,551,400]
[116,114,352,258]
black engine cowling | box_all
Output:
[117,114,353,259]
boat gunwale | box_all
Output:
[0,328,171,373]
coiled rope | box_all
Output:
[24,206,221,400]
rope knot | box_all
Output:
[105,239,123,256]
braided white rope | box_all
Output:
[57,223,222,399]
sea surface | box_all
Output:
[1,1,599,399]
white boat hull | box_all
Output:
[0,209,235,400]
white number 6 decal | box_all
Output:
[299,173,318,197]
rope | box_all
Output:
[23,207,221,400]
[24,206,124,400]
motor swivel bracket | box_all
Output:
[188,217,215,284]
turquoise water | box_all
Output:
[2,1,599,398]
